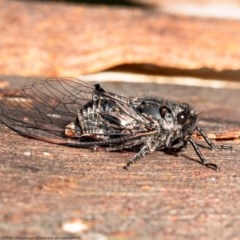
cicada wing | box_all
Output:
[0,78,94,144]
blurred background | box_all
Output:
[0,0,240,88]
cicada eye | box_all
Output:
[177,111,188,124]
[159,106,171,119]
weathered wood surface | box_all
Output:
[0,77,239,239]
[1,0,240,77]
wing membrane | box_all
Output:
[0,78,93,143]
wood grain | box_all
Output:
[1,0,240,76]
[0,77,239,238]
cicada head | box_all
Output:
[158,101,198,149]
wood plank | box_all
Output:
[0,78,239,238]
[1,0,240,76]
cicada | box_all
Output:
[0,78,231,170]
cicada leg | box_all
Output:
[196,126,232,150]
[188,137,219,171]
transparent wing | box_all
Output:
[0,77,94,144]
